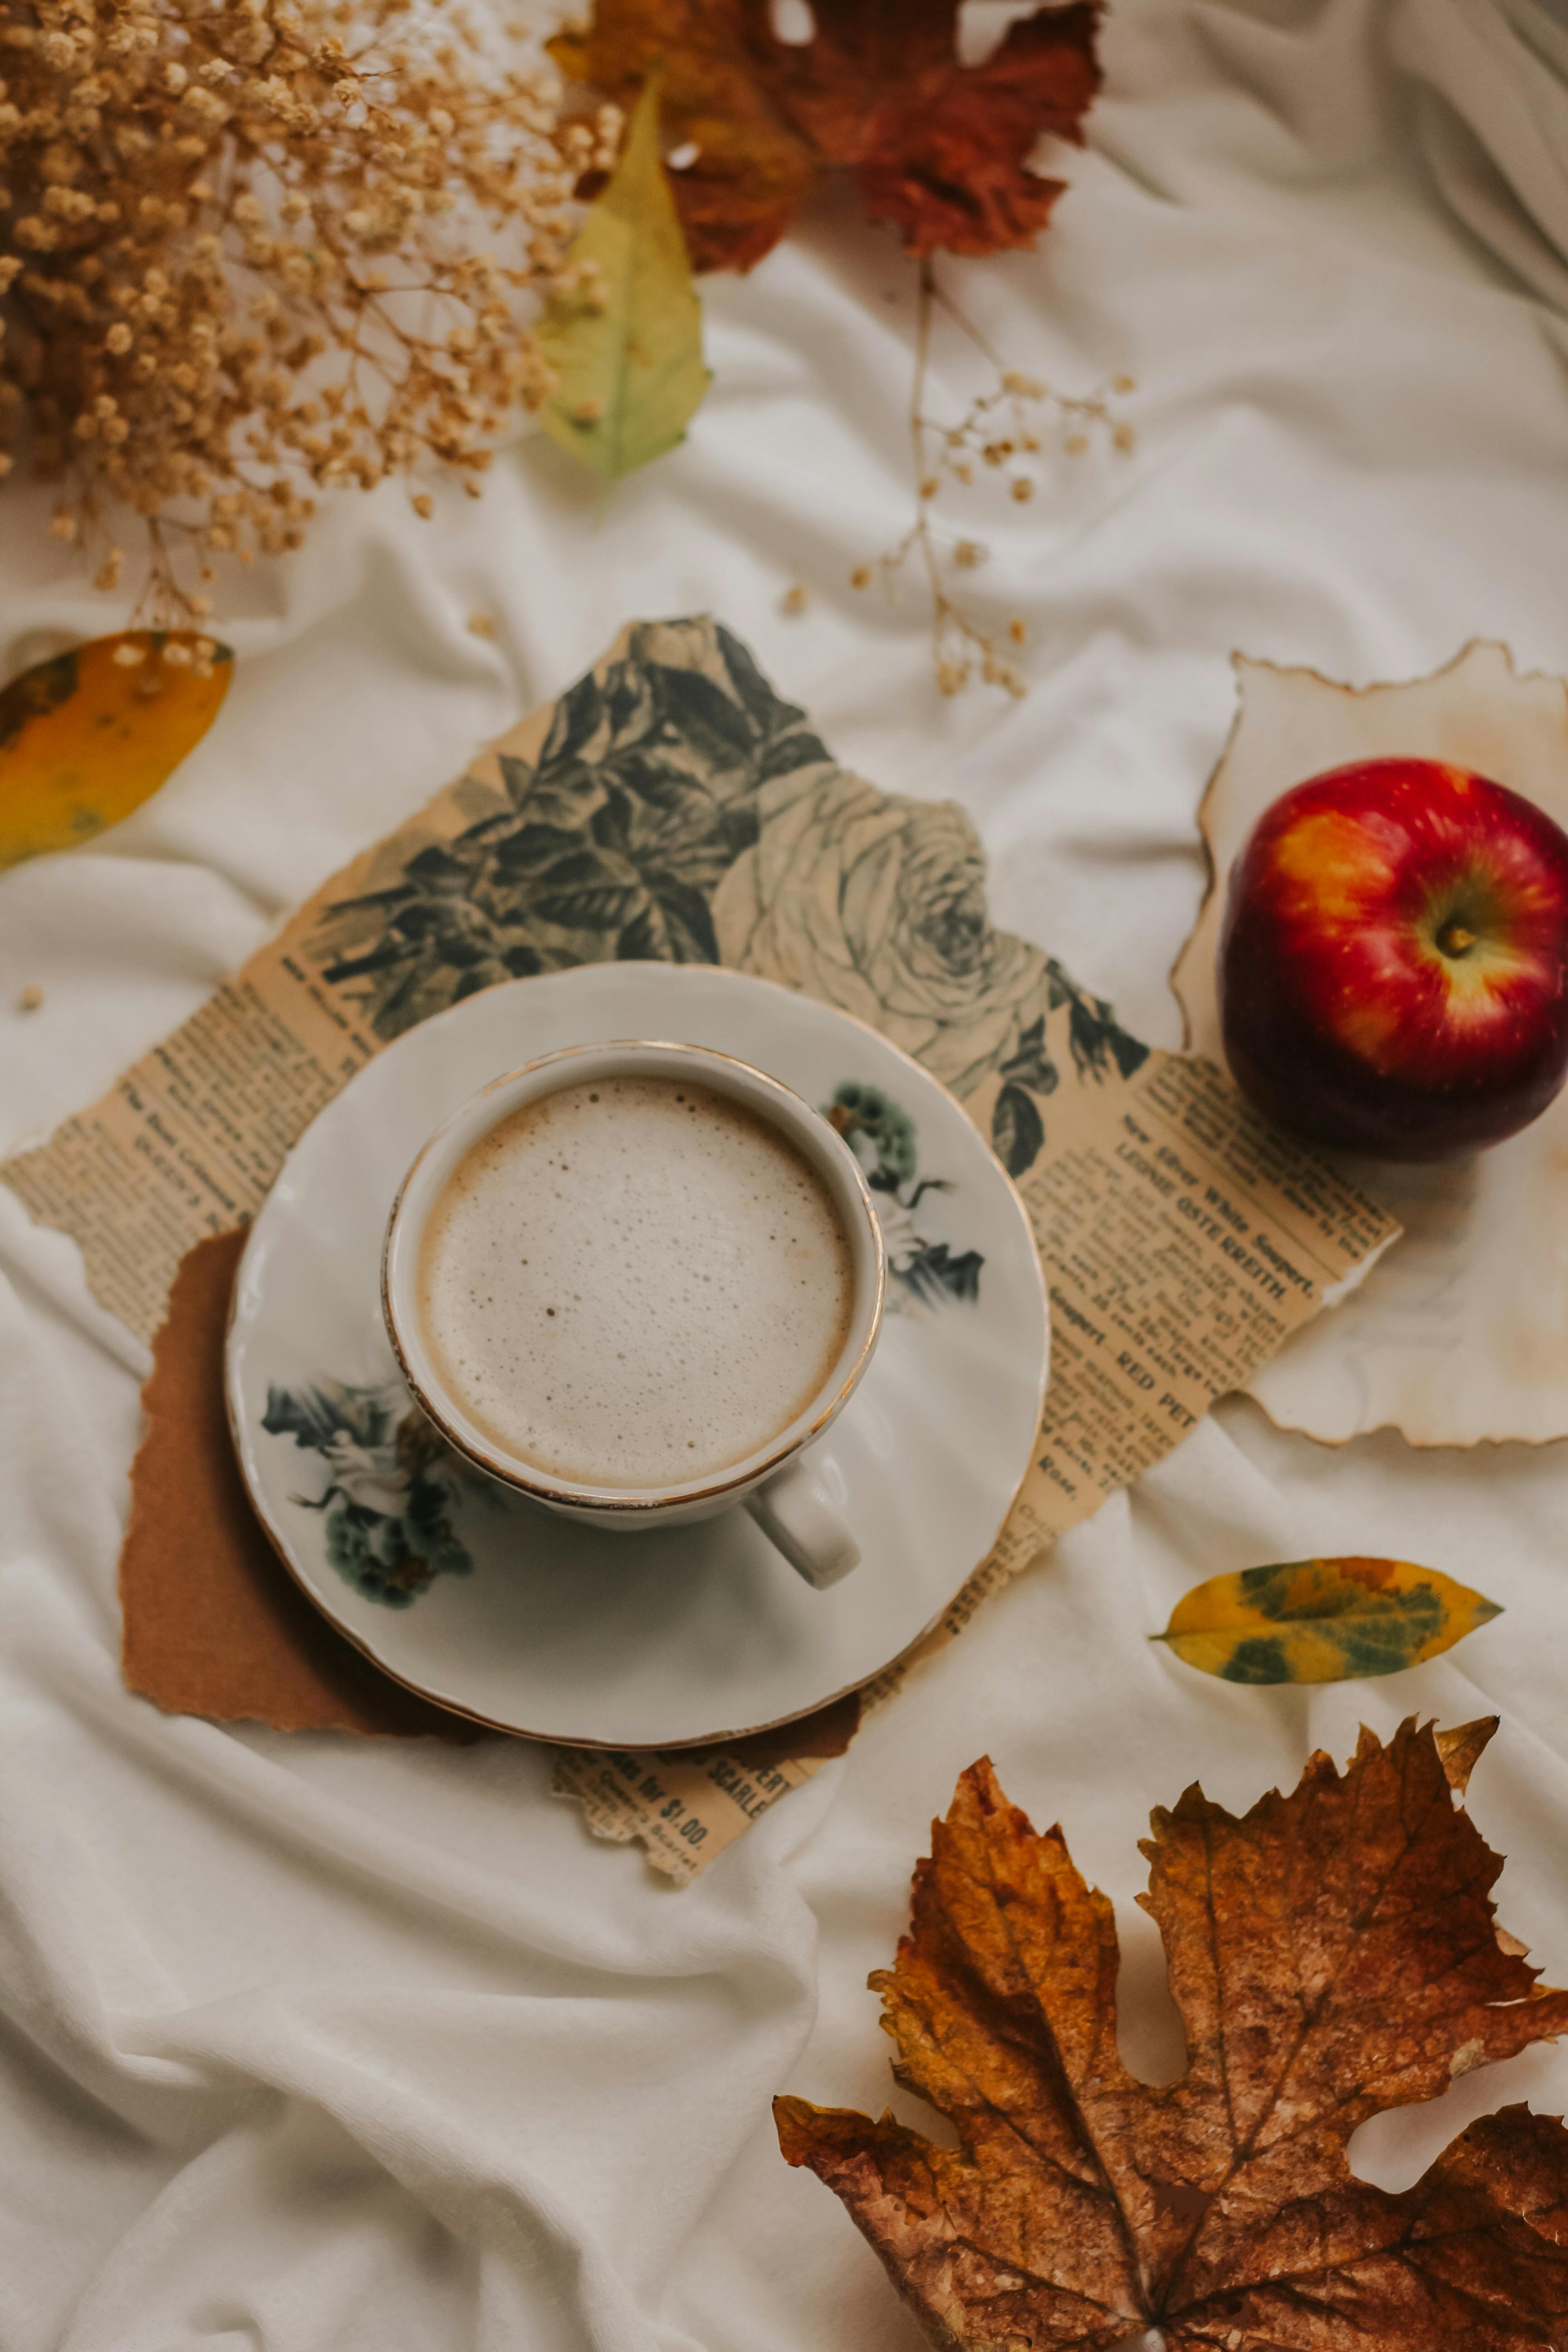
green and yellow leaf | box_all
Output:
[1156,1555,1502,1685]
[537,78,710,480]
[0,631,232,871]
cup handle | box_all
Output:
[743,1457,860,1589]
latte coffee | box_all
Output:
[414,1074,857,1488]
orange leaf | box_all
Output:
[550,0,1103,274]
[0,632,232,870]
[777,1725,1568,2348]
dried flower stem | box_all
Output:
[0,0,622,619]
[851,259,1133,698]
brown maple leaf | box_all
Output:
[549,0,1103,274]
[776,1720,1568,2350]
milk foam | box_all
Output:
[415,1075,856,1487]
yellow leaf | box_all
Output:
[537,78,710,480]
[0,632,233,871]
[1156,1555,1501,1684]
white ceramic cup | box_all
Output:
[382,1039,886,1589]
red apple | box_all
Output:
[1217,756,1568,1161]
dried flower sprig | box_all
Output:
[0,0,622,617]
[852,261,1133,697]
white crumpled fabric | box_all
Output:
[6,4,1568,2345]
[1392,0,1568,309]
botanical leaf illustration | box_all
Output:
[1158,1555,1502,1685]
[538,79,711,478]
[983,986,1147,1178]
[307,619,825,1038]
[776,1724,1568,2351]
[0,632,231,869]
[303,614,1150,1159]
[991,1015,1054,1172]
[1046,963,1149,1086]
[997,1014,1060,1099]
[550,0,1103,274]
[991,1081,1045,1179]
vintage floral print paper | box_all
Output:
[306,617,1144,1191]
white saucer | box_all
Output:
[226,965,1049,1748]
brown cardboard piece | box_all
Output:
[125,1224,862,1763]
[122,1229,481,1738]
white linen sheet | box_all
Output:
[5,4,1568,2344]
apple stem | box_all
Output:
[1437,920,1476,958]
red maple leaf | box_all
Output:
[549,0,1104,273]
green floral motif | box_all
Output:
[826,1080,917,1185]
[306,619,828,1039]
[262,1378,475,1607]
[301,613,1148,1189]
[990,980,1149,1180]
[1049,963,1149,1086]
[825,1081,981,1310]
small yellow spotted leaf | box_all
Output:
[1156,1555,1501,1684]
[0,632,233,871]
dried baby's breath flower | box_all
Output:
[852,260,1134,700]
[0,0,607,618]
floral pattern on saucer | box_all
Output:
[261,1378,475,1607]
[824,1080,982,1309]
[227,960,1050,1748]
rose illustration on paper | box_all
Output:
[713,765,1049,1101]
